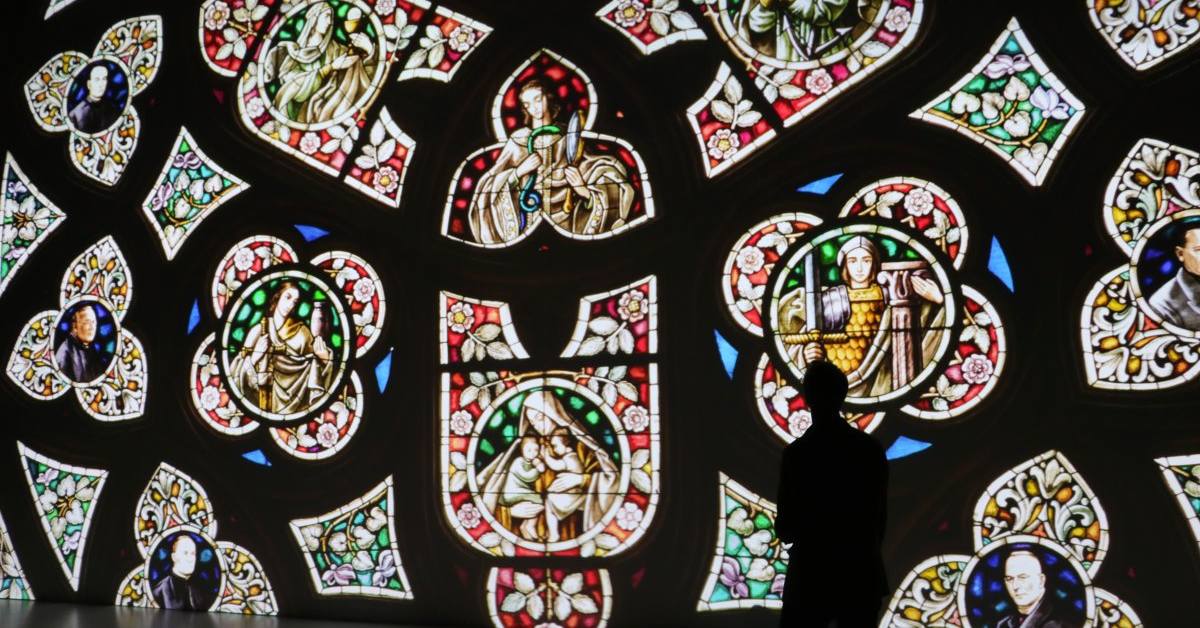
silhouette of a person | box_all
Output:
[776,360,889,627]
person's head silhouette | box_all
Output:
[802,360,848,424]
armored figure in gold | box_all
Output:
[777,236,947,399]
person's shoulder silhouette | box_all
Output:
[775,360,889,628]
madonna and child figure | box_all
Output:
[777,235,946,398]
[467,79,635,244]
[264,3,378,126]
[476,391,620,544]
[229,282,336,415]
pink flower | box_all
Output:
[961,354,994,385]
[786,410,812,438]
[447,25,477,53]
[805,69,833,95]
[706,128,740,161]
[353,279,376,304]
[904,188,935,217]
[618,290,648,323]
[447,301,475,333]
[204,1,231,31]
[372,165,400,195]
[316,423,340,448]
[612,1,646,28]
[299,132,322,155]
[457,503,482,528]
[232,247,256,271]
[449,410,474,435]
[245,98,266,120]
[883,6,911,32]
[375,0,396,15]
[200,386,221,411]
[622,405,650,432]
[736,246,765,275]
[615,502,644,531]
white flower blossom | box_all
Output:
[903,188,935,217]
[707,128,740,161]
[447,301,475,333]
[960,354,994,385]
[736,245,765,275]
[232,247,256,271]
[621,405,650,432]
[804,68,833,95]
[447,25,477,53]
[450,410,474,435]
[612,1,647,28]
[457,503,482,528]
[200,386,221,411]
[615,502,644,531]
[299,132,322,155]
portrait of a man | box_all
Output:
[150,535,215,611]
[1147,223,1200,330]
[53,304,107,383]
[68,64,122,134]
[997,551,1078,628]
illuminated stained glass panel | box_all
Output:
[441,367,660,558]
[1088,0,1200,71]
[697,473,788,611]
[289,476,413,599]
[486,567,611,627]
[0,510,34,600]
[115,463,278,614]
[912,18,1085,186]
[439,291,529,364]
[596,0,707,55]
[142,127,250,260]
[442,49,654,248]
[23,16,163,185]
[699,0,924,128]
[18,441,108,591]
[7,237,147,420]
[396,5,492,82]
[234,0,428,176]
[1157,454,1200,558]
[561,276,658,358]
[2,153,67,298]
[883,450,1135,627]
[342,106,416,208]
[199,0,277,77]
[1082,139,1200,390]
[190,236,385,461]
[687,63,777,178]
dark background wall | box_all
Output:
[0,0,1196,625]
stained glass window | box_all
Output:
[3,2,1194,625]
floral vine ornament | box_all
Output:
[688,63,776,178]
[7,237,148,421]
[721,177,1005,443]
[880,450,1139,627]
[597,0,707,55]
[442,50,655,248]
[912,18,1085,186]
[487,567,612,627]
[696,0,923,127]
[23,16,163,185]
[1088,0,1200,71]
[18,442,108,591]
[0,510,34,600]
[697,473,789,611]
[189,236,385,460]
[2,153,67,298]
[342,106,416,208]
[396,5,492,82]
[116,463,278,614]
[233,0,427,176]
[142,127,250,260]
[1081,138,1200,390]
[289,476,413,599]
[561,276,658,358]
[440,291,529,364]
[200,0,277,77]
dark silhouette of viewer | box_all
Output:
[776,360,889,627]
